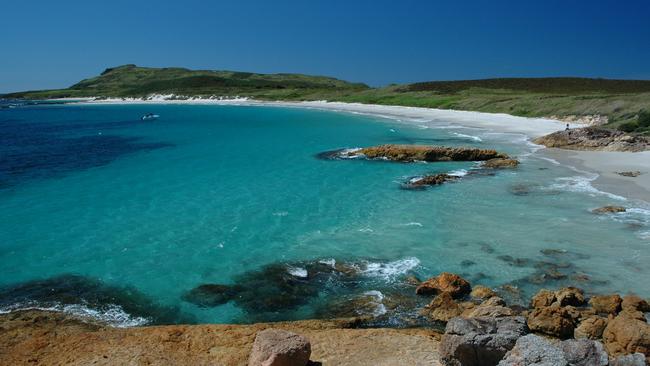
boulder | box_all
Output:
[555,287,586,307]
[440,316,528,366]
[592,205,627,214]
[590,294,623,315]
[531,289,557,308]
[482,158,520,169]
[497,334,568,366]
[416,272,471,299]
[463,297,514,318]
[602,312,650,361]
[575,316,608,340]
[358,144,509,162]
[560,339,609,366]
[610,353,648,366]
[530,287,585,308]
[527,303,578,339]
[622,295,650,313]
[248,329,311,366]
[471,285,497,300]
[420,292,463,322]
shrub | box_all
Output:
[638,110,650,127]
[619,121,639,132]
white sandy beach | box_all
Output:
[66,97,649,203]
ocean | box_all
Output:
[1,101,649,327]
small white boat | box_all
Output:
[141,113,159,121]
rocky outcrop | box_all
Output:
[353,144,509,162]
[248,329,311,366]
[549,114,609,126]
[481,158,520,169]
[592,205,627,214]
[462,297,515,319]
[527,287,587,338]
[416,272,471,298]
[420,292,463,322]
[440,316,528,366]
[590,294,623,315]
[0,310,443,366]
[602,311,650,362]
[498,335,608,366]
[617,171,642,177]
[575,316,608,340]
[470,285,497,300]
[533,127,650,152]
[527,303,579,339]
[610,353,648,366]
[405,173,458,188]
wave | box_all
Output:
[286,266,308,278]
[452,132,483,142]
[359,257,420,280]
[362,290,387,316]
[546,175,627,201]
[0,302,149,327]
[448,169,468,177]
[400,222,423,227]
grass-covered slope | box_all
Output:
[3,64,369,99]
[333,80,650,132]
[3,66,650,132]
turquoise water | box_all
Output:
[1,102,649,326]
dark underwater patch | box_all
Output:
[0,274,194,325]
[0,118,173,188]
[182,258,426,325]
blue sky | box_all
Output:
[1,0,649,92]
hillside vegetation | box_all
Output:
[4,65,650,132]
[3,64,369,99]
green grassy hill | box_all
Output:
[3,64,369,99]
[4,66,650,132]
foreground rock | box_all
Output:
[533,127,650,152]
[342,144,509,162]
[440,316,528,366]
[592,205,627,214]
[248,329,311,366]
[498,335,608,366]
[602,310,650,362]
[416,272,472,298]
[0,310,443,366]
[527,287,586,338]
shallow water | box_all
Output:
[1,102,649,326]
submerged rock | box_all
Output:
[330,144,509,162]
[481,158,520,169]
[416,272,471,299]
[592,205,627,214]
[440,316,528,366]
[533,127,650,152]
[248,329,311,366]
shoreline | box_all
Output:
[62,97,649,203]
[542,148,650,203]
